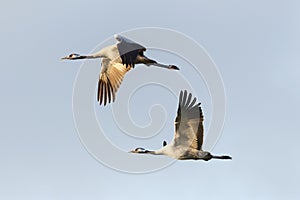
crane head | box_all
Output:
[61,53,81,60]
[129,147,150,154]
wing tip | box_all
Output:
[178,90,202,110]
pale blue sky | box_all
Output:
[1,0,300,199]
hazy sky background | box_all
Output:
[1,1,300,199]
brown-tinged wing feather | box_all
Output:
[97,58,132,106]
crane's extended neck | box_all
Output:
[146,150,164,155]
[61,52,104,60]
[77,55,99,59]
[130,148,164,155]
[70,54,101,60]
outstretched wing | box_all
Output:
[174,90,204,150]
[115,34,146,68]
[97,58,132,106]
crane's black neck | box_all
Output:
[73,55,95,60]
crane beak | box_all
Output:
[60,56,68,60]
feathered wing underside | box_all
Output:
[174,90,204,150]
[116,38,146,68]
[97,58,132,105]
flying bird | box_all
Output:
[61,34,179,106]
[130,90,232,161]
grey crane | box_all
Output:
[61,34,179,106]
[130,90,232,161]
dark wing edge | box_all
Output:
[97,75,115,106]
[97,61,132,106]
[174,90,204,150]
